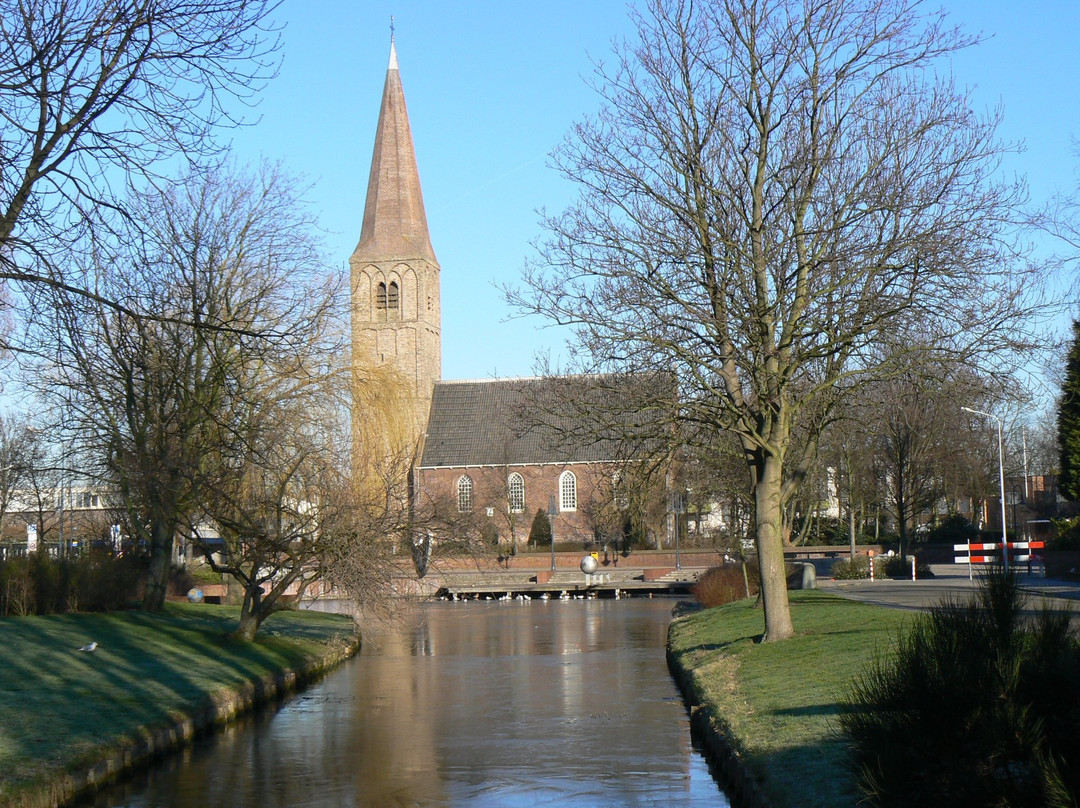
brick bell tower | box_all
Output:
[350,39,441,467]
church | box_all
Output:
[349,42,666,550]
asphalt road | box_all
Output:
[818,565,1080,617]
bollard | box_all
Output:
[869,555,874,581]
[911,556,916,581]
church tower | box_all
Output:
[350,40,441,465]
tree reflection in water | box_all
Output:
[81,600,729,808]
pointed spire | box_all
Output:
[353,41,437,265]
[389,16,397,70]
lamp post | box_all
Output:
[1010,485,1020,542]
[548,495,557,572]
[670,491,684,571]
[961,406,1009,572]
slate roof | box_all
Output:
[418,377,653,468]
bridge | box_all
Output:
[434,567,702,600]
[414,549,721,600]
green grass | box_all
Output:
[669,591,912,808]
[0,604,356,805]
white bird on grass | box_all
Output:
[77,642,98,652]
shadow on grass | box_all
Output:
[683,634,763,654]
[772,702,857,718]
[686,699,859,808]
[0,614,196,782]
[0,604,353,790]
[751,735,859,808]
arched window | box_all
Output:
[559,470,577,512]
[507,473,525,513]
[387,281,400,309]
[375,282,387,310]
[457,475,474,512]
[612,471,628,509]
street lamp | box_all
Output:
[670,490,684,571]
[548,495,558,572]
[1010,485,1021,542]
[961,406,1009,572]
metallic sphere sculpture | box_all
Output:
[580,555,599,574]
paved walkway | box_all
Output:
[819,565,1080,617]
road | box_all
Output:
[818,565,1080,618]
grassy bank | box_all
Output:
[0,604,357,807]
[668,591,910,808]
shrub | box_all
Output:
[480,522,500,546]
[76,555,146,611]
[29,551,64,614]
[0,559,34,616]
[925,513,978,545]
[169,565,197,596]
[839,568,1080,807]
[881,553,934,579]
[690,561,759,608]
[793,516,878,546]
[832,555,870,580]
[616,514,649,551]
[0,553,147,616]
[1050,518,1080,551]
[792,515,846,545]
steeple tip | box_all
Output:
[353,22,437,266]
[388,15,398,71]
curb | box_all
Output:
[14,634,360,808]
[666,627,770,808]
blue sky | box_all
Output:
[228,0,1080,392]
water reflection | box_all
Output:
[82,600,729,808]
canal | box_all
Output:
[81,599,730,807]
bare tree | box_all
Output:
[323,447,419,617]
[1024,415,1059,479]
[821,404,888,555]
[0,412,40,529]
[202,395,472,638]
[0,0,280,334]
[190,376,347,641]
[25,162,338,611]
[680,430,754,553]
[512,0,1042,640]
[875,376,953,556]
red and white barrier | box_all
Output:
[954,541,1044,565]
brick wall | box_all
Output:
[417,462,623,545]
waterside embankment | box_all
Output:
[666,571,1080,808]
[666,591,911,808]
[0,604,358,808]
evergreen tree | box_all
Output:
[1059,319,1080,501]
[528,508,552,547]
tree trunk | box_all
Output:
[141,517,174,612]
[849,503,857,560]
[895,486,909,561]
[232,606,260,642]
[230,583,263,642]
[754,453,795,642]
[230,580,296,642]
